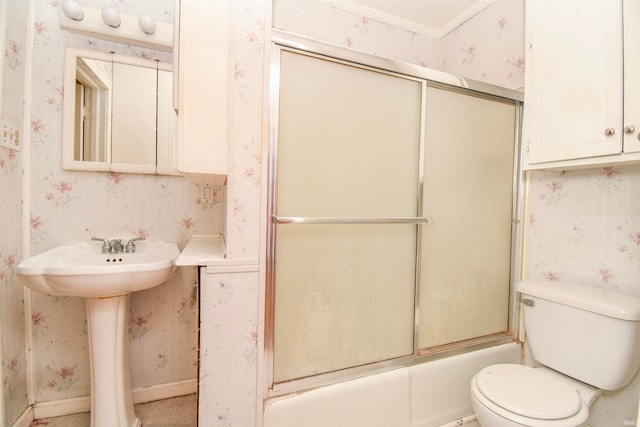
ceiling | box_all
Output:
[324,0,494,37]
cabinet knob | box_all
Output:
[624,125,636,134]
[604,128,615,136]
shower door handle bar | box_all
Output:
[272,215,428,225]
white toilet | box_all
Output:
[471,280,640,427]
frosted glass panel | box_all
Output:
[273,50,422,382]
[273,225,416,382]
[276,50,421,217]
[419,87,516,349]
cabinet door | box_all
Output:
[523,0,623,166]
[623,0,640,154]
[177,0,230,177]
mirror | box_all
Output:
[62,48,179,175]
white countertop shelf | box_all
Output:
[176,235,226,266]
[176,235,259,273]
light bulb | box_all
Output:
[62,0,84,21]
[138,15,156,35]
[101,6,121,28]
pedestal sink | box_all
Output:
[16,240,180,427]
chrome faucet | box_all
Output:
[125,237,145,253]
[109,239,124,253]
[91,237,127,253]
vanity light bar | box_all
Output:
[59,1,173,52]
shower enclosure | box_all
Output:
[266,32,523,394]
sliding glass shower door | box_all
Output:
[267,42,521,392]
[270,49,424,383]
[419,86,517,350]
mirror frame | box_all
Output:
[62,47,180,175]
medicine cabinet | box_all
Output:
[62,48,178,175]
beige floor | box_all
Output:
[30,393,197,427]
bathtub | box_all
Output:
[263,342,520,427]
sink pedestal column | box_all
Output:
[86,294,140,427]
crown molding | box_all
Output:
[314,0,438,38]
[313,0,494,40]
[437,0,495,38]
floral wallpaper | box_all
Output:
[1,0,30,425]
[3,0,637,426]
[2,0,222,422]
[27,0,225,404]
[526,166,640,424]
[272,0,525,91]
[268,0,636,425]
[4,0,526,424]
[527,166,640,293]
[0,118,28,423]
[438,0,524,90]
[195,0,269,425]
[272,0,438,69]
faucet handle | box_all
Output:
[125,237,145,253]
[91,237,111,253]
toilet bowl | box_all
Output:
[470,364,594,427]
[469,281,640,427]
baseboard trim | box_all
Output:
[11,406,34,427]
[32,378,197,420]
[134,378,197,404]
[33,395,89,420]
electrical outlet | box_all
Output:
[1,121,20,151]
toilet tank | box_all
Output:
[518,280,640,391]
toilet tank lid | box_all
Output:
[517,280,640,321]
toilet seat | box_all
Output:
[471,364,590,426]
[477,364,581,419]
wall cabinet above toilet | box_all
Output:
[523,0,640,171]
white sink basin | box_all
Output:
[16,240,180,298]
[17,239,181,427]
